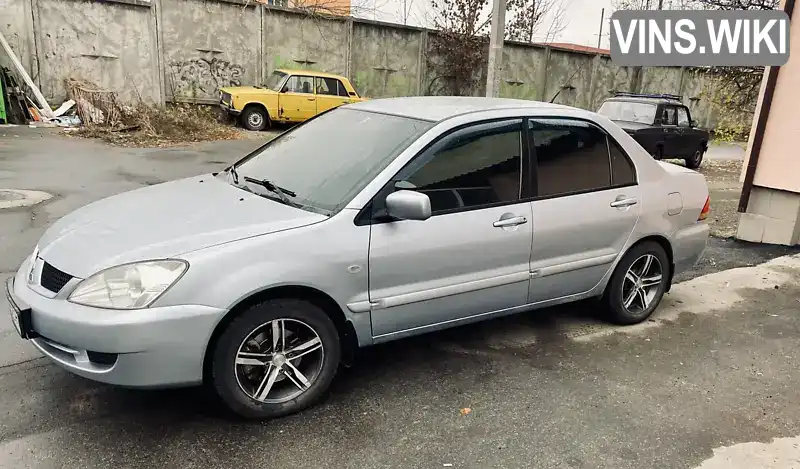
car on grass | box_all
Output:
[7,97,710,420]
[597,92,710,169]
[219,69,365,131]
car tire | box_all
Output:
[603,241,670,325]
[211,298,341,420]
[241,107,269,131]
[686,147,705,169]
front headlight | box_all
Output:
[68,260,188,310]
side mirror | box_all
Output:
[690,119,698,127]
[385,190,431,221]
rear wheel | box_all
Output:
[241,106,269,131]
[603,241,670,325]
[686,147,705,169]
[211,299,341,419]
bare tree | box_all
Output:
[427,0,497,96]
[399,0,414,24]
[288,0,390,17]
[505,0,568,43]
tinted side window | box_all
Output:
[398,120,523,214]
[529,118,611,197]
[608,137,636,186]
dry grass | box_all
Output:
[72,103,242,147]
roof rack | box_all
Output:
[613,91,683,101]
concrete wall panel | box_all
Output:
[589,58,634,110]
[1,0,35,79]
[263,9,348,82]
[161,0,260,102]
[498,43,546,101]
[350,21,422,98]
[36,0,159,104]
[544,49,593,107]
[640,67,683,95]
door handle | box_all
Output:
[610,197,638,208]
[493,216,528,228]
[307,97,316,101]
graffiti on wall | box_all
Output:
[168,57,245,99]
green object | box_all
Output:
[0,74,6,123]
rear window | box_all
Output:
[597,101,657,125]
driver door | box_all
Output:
[279,75,317,121]
[367,119,533,340]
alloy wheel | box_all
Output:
[621,254,663,315]
[234,318,324,404]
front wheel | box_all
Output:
[241,107,269,131]
[603,242,670,325]
[686,148,705,169]
[211,299,341,419]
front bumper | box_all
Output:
[9,260,227,388]
[219,102,241,116]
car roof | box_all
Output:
[603,97,683,106]
[347,96,570,122]
[275,69,348,80]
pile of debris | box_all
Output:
[2,30,238,146]
[64,78,240,147]
[0,31,80,128]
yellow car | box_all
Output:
[219,69,365,131]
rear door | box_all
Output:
[315,77,351,113]
[278,75,317,121]
[527,118,640,303]
[659,105,680,158]
[676,105,700,157]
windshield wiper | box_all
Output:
[227,165,240,184]
[243,176,300,208]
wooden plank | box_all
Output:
[0,30,55,119]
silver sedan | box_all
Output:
[7,97,710,419]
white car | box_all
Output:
[7,97,710,419]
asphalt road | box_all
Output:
[1,129,799,469]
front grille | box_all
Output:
[40,261,74,294]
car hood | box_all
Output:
[36,175,326,278]
[220,86,275,96]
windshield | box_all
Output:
[265,71,287,91]
[230,108,433,215]
[597,101,657,125]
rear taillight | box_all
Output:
[698,196,710,221]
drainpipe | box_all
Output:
[738,0,796,213]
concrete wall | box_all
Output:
[35,0,160,103]
[350,21,423,98]
[1,0,749,129]
[161,0,260,102]
[1,0,35,79]
[263,9,349,82]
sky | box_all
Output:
[360,0,616,48]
